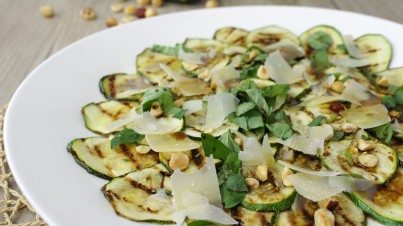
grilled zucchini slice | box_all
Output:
[183,38,227,52]
[99,73,151,100]
[241,165,297,211]
[376,67,403,87]
[136,48,182,84]
[231,206,276,225]
[213,27,249,46]
[321,139,398,184]
[181,54,230,78]
[347,167,403,225]
[299,25,345,56]
[275,197,317,226]
[82,100,138,134]
[390,139,403,165]
[246,25,299,47]
[355,34,392,75]
[102,164,175,223]
[67,136,159,179]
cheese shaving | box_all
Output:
[340,79,370,105]
[178,48,215,65]
[343,35,367,58]
[264,50,303,84]
[330,56,370,68]
[125,112,183,134]
[341,104,391,129]
[204,93,239,129]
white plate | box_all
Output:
[4,6,402,226]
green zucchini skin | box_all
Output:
[102,164,175,224]
[67,136,159,179]
[231,206,276,225]
[346,167,403,226]
[299,25,345,56]
[82,100,138,135]
[241,190,296,211]
[355,34,392,75]
[99,73,151,101]
[246,25,299,47]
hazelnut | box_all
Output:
[205,0,219,8]
[314,208,335,226]
[169,152,190,171]
[40,5,54,18]
[281,167,293,187]
[106,17,118,27]
[80,7,96,20]
[245,178,259,189]
[330,81,345,93]
[376,77,389,87]
[257,65,270,80]
[138,0,151,6]
[120,15,136,24]
[145,7,158,18]
[135,145,151,154]
[358,139,376,151]
[152,0,164,7]
[358,153,378,168]
[124,5,137,16]
[150,102,164,117]
[110,3,123,13]
[255,164,268,182]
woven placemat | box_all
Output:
[0,104,47,226]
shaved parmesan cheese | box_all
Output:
[178,48,215,65]
[182,100,203,116]
[379,70,403,87]
[274,125,333,155]
[125,112,183,134]
[340,79,370,105]
[299,95,340,107]
[204,93,239,129]
[160,63,194,83]
[108,107,138,131]
[148,189,171,203]
[171,156,222,209]
[210,64,240,85]
[115,87,151,99]
[330,56,370,68]
[265,50,303,84]
[235,131,275,166]
[146,132,200,152]
[278,160,340,176]
[341,104,391,129]
[287,173,345,202]
[172,192,237,225]
[343,35,367,58]
[312,75,336,97]
[263,39,305,60]
[328,176,374,192]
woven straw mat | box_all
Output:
[0,104,47,226]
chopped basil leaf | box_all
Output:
[241,46,265,62]
[368,123,393,144]
[340,75,353,83]
[231,80,257,96]
[244,110,265,130]
[308,115,326,127]
[361,135,371,141]
[110,129,144,149]
[227,113,249,131]
[150,43,185,56]
[201,134,232,161]
[307,31,333,50]
[236,102,256,116]
[266,122,293,140]
[245,89,271,115]
[345,149,354,165]
[332,131,345,141]
[395,86,403,105]
[140,87,185,119]
[261,84,290,98]
[337,44,347,52]
[219,131,241,153]
[311,49,331,72]
[226,173,248,192]
[382,95,396,109]
[240,63,260,80]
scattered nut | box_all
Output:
[234,137,243,147]
[150,102,164,117]
[245,178,259,189]
[389,110,401,118]
[281,167,293,187]
[138,0,151,6]
[105,16,118,27]
[257,65,270,80]
[80,7,96,20]
[40,5,54,18]
[136,7,146,18]
[341,122,358,133]
[174,98,185,107]
[280,146,294,162]
[169,152,190,171]
[350,147,359,154]
[255,164,268,182]
[314,208,335,226]
[162,152,172,161]
[110,3,123,13]
[124,4,137,15]
[330,81,345,93]
[135,145,151,154]
[152,0,164,7]
[121,15,136,24]
[205,0,219,8]
[145,7,158,18]
[376,77,389,87]
[318,198,339,211]
[358,153,378,168]
[358,139,376,151]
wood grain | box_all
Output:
[0,0,402,106]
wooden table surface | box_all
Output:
[1,0,403,107]
[0,0,403,224]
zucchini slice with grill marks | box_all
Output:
[102,164,175,223]
[183,38,227,52]
[347,167,403,225]
[136,48,182,84]
[82,100,138,134]
[275,197,317,226]
[376,67,403,87]
[390,139,403,165]
[321,139,398,184]
[355,34,392,75]
[241,165,297,211]
[325,194,366,226]
[67,136,159,179]
[181,54,230,78]
[231,206,276,226]
[213,27,249,46]
[99,73,151,100]
[246,25,299,48]
[299,25,346,56]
